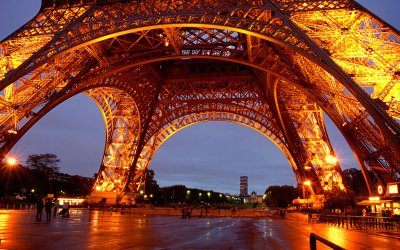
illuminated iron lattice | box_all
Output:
[0,0,399,198]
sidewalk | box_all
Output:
[1,209,399,249]
[283,213,400,249]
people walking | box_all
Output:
[181,207,185,219]
[45,198,53,221]
[53,199,58,217]
[36,197,44,221]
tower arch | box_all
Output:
[131,111,298,194]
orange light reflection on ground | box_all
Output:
[0,212,10,245]
[326,227,346,248]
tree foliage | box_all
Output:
[26,153,60,175]
[342,168,369,197]
[0,153,93,198]
[324,187,354,210]
[264,185,297,208]
[145,169,160,195]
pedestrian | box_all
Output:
[36,197,44,221]
[185,207,191,219]
[45,198,53,221]
[362,207,367,216]
[53,199,59,217]
[181,207,185,219]
[108,205,113,215]
[231,207,236,217]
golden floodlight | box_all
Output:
[95,186,101,191]
[6,157,17,166]
[325,155,338,165]
[303,180,311,185]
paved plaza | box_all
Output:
[0,209,399,249]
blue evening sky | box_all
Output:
[1,1,398,195]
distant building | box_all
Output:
[240,176,248,197]
[243,191,263,204]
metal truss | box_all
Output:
[86,88,140,193]
[0,0,399,197]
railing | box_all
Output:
[310,233,344,250]
[309,233,345,250]
[318,214,400,231]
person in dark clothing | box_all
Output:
[45,198,53,221]
[36,198,44,221]
[53,199,59,217]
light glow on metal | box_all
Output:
[325,155,338,165]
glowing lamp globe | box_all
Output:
[6,157,17,166]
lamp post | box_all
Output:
[186,190,190,203]
[2,156,18,195]
[6,157,17,166]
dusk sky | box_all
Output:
[1,1,399,195]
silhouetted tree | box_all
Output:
[25,153,60,195]
[342,168,369,197]
[324,187,354,210]
[145,169,160,195]
[264,185,296,208]
[157,185,227,205]
[26,153,60,175]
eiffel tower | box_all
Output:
[0,0,399,203]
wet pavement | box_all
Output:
[0,209,399,249]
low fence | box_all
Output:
[309,233,345,250]
[0,202,36,210]
[318,214,400,231]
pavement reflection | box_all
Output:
[0,209,399,249]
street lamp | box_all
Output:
[6,157,17,166]
[186,190,191,202]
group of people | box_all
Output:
[35,197,70,221]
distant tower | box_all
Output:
[240,176,248,196]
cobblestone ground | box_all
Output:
[0,209,399,249]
